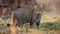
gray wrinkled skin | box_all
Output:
[13,7,41,28]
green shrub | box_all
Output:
[41,22,60,31]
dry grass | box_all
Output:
[0,18,60,34]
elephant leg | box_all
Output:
[30,18,34,28]
[35,14,41,28]
[30,22,33,28]
[36,21,40,28]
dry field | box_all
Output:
[0,18,60,34]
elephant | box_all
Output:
[12,7,41,28]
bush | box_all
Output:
[41,22,60,31]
